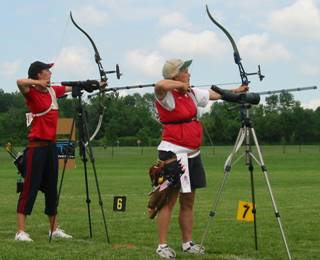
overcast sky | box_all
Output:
[1,0,320,109]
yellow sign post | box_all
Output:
[236,201,255,222]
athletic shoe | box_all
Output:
[49,227,72,239]
[182,241,205,254]
[156,245,176,258]
[15,231,33,242]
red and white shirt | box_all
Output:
[24,86,66,141]
[155,88,210,154]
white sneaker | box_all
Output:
[15,231,33,242]
[182,241,205,254]
[49,227,72,239]
[156,245,176,259]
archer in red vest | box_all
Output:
[153,58,248,258]
[15,61,73,242]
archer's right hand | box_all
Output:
[36,80,50,88]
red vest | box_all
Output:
[25,86,66,141]
[156,90,203,149]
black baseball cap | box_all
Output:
[28,61,54,79]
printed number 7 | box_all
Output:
[243,204,250,219]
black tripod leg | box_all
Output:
[77,102,93,238]
[86,143,110,243]
[83,119,110,243]
[249,162,258,250]
[81,142,93,238]
[250,128,292,260]
[49,118,76,242]
[246,127,258,250]
[200,128,246,250]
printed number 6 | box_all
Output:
[117,198,123,210]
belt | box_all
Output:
[158,149,200,166]
[27,140,53,148]
[161,117,197,125]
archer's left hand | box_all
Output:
[236,84,249,93]
[100,81,108,89]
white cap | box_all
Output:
[162,59,192,79]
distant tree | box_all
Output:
[265,94,279,113]
[279,92,297,111]
[0,89,319,146]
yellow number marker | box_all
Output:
[237,201,255,222]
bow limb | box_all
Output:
[206,5,239,56]
[69,11,106,145]
[206,5,249,85]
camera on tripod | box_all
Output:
[211,85,260,105]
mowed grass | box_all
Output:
[0,145,319,259]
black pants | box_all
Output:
[158,151,207,190]
[17,143,58,216]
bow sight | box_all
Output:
[247,65,265,82]
[105,64,122,80]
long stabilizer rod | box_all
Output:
[77,84,317,99]
[257,86,317,95]
[87,82,243,98]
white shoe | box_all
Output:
[15,231,33,242]
[49,227,72,239]
[156,245,176,259]
[182,241,205,254]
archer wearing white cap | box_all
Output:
[152,58,248,258]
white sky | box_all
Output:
[1,0,320,109]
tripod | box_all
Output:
[200,104,292,260]
[49,87,110,242]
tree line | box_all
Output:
[0,88,319,146]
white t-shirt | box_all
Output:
[156,88,210,157]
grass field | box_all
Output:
[0,145,319,259]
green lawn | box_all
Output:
[0,145,319,259]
